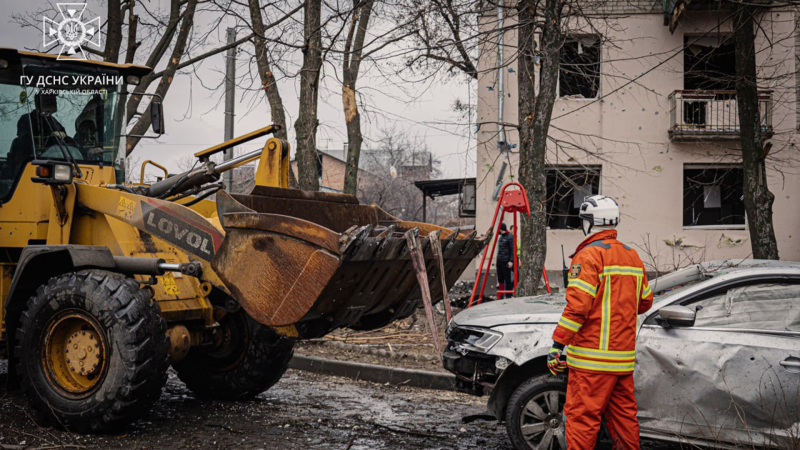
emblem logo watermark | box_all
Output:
[42,3,102,60]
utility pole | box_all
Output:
[223,27,236,191]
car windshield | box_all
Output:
[2,61,124,167]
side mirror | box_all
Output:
[150,101,165,135]
[658,305,696,328]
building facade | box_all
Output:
[476,1,800,279]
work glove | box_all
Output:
[547,342,567,376]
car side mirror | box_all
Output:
[150,101,165,135]
[658,305,696,328]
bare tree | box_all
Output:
[125,0,199,154]
[396,0,571,295]
[358,128,439,220]
[732,3,779,260]
[247,0,302,187]
[294,0,324,191]
[342,0,374,195]
[247,0,297,143]
[399,0,478,79]
[516,0,566,295]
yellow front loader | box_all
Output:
[0,48,486,431]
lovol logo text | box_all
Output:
[142,203,215,260]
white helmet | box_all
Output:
[579,195,619,236]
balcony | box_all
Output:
[668,90,773,142]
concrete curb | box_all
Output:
[289,354,455,391]
[301,340,438,362]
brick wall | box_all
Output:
[585,0,661,15]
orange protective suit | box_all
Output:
[552,230,654,449]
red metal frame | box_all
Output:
[468,182,551,308]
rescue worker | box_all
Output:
[546,195,653,449]
[495,223,514,299]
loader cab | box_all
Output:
[0,49,152,199]
[0,61,122,200]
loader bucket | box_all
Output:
[211,187,487,339]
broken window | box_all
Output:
[682,36,737,128]
[559,36,601,99]
[683,164,745,227]
[546,165,601,229]
[684,36,735,91]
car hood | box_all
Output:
[453,294,566,328]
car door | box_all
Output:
[635,281,800,448]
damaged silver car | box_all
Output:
[444,260,800,450]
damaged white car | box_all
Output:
[444,260,800,450]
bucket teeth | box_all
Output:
[339,225,371,255]
[460,230,479,254]
[375,224,395,239]
[445,227,460,251]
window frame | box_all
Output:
[545,164,602,231]
[557,35,602,101]
[682,163,747,230]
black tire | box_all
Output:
[15,270,170,432]
[505,373,614,450]
[174,309,294,400]
[506,373,569,450]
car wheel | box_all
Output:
[505,374,568,450]
[505,373,616,450]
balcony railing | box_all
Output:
[668,90,773,141]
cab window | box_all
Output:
[0,81,36,201]
[0,62,124,203]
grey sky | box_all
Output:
[1,0,477,179]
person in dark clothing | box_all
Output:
[496,223,515,299]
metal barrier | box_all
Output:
[668,90,772,141]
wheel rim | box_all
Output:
[43,310,108,397]
[520,389,567,450]
[205,310,250,372]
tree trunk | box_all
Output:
[249,0,297,188]
[124,0,182,130]
[342,0,374,196]
[124,0,139,64]
[104,0,122,63]
[125,0,197,155]
[516,0,562,296]
[733,4,779,260]
[248,0,288,142]
[294,0,323,191]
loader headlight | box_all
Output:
[449,326,503,353]
[32,160,74,185]
[53,164,73,181]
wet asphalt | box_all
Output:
[0,361,510,449]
